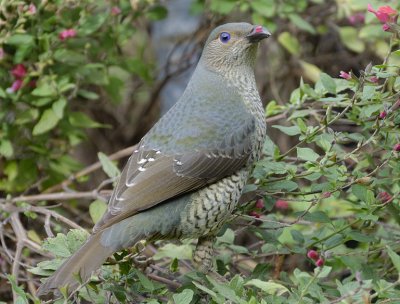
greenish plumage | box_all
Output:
[37,22,270,297]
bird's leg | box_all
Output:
[130,240,153,271]
[193,235,216,273]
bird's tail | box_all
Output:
[37,232,114,297]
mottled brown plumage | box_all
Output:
[37,22,270,297]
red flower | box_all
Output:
[111,6,121,16]
[368,4,398,23]
[255,198,265,209]
[6,79,23,93]
[249,211,261,219]
[307,250,319,261]
[59,29,77,41]
[377,191,392,203]
[11,64,27,79]
[394,143,400,152]
[382,24,391,31]
[339,71,351,80]
[316,258,324,267]
[275,199,289,210]
[379,111,387,119]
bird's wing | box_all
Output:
[93,116,256,232]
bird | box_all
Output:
[37,22,270,296]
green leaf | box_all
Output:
[387,246,400,276]
[32,108,60,135]
[98,152,120,178]
[210,0,237,14]
[153,243,192,260]
[53,49,86,65]
[207,275,243,304]
[348,231,375,243]
[278,32,300,56]
[264,180,298,192]
[6,275,29,304]
[245,279,289,296]
[339,27,365,53]
[0,139,13,158]
[52,97,67,119]
[288,14,316,34]
[251,0,275,17]
[173,289,194,304]
[78,89,100,100]
[272,125,301,136]
[299,60,321,82]
[134,269,155,291]
[6,34,34,46]
[320,73,336,94]
[79,13,108,35]
[147,5,168,20]
[89,200,107,224]
[69,112,103,128]
[303,211,331,223]
[297,147,320,162]
[31,82,57,97]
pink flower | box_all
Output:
[28,3,36,14]
[6,79,23,93]
[377,191,392,203]
[379,111,387,119]
[369,76,379,83]
[111,6,121,16]
[0,47,4,60]
[11,64,27,79]
[382,24,391,31]
[348,13,365,25]
[339,71,351,80]
[367,4,398,23]
[307,250,319,261]
[249,211,261,219]
[275,199,289,210]
[59,29,77,41]
[316,258,324,267]
[255,198,265,209]
[394,143,400,152]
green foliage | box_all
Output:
[2,0,400,303]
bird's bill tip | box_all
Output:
[246,25,271,43]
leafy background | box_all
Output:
[1,0,400,303]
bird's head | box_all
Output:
[200,22,271,73]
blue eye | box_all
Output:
[219,32,231,43]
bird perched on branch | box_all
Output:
[38,22,270,296]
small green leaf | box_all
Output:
[52,97,67,119]
[69,112,103,128]
[31,82,57,97]
[320,73,336,94]
[0,139,13,158]
[339,27,365,53]
[153,243,192,260]
[6,34,34,46]
[272,125,301,136]
[32,109,60,135]
[245,279,289,296]
[147,5,168,20]
[89,200,107,224]
[387,246,400,276]
[134,269,155,291]
[303,211,331,223]
[297,147,320,162]
[288,14,316,34]
[278,32,300,56]
[98,152,120,178]
[173,289,194,304]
